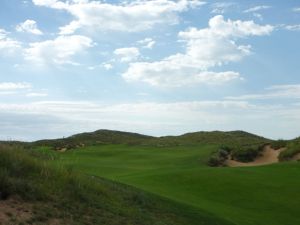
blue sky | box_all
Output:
[0,0,300,141]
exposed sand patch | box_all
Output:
[0,197,33,225]
[226,145,285,167]
[292,152,300,161]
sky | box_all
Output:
[0,0,300,141]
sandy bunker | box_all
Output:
[226,145,285,167]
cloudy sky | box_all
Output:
[0,0,300,141]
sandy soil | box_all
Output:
[226,145,285,167]
[292,152,300,161]
[0,197,33,225]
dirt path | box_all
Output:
[226,145,285,167]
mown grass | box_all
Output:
[0,143,234,225]
[40,143,300,225]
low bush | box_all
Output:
[208,143,267,166]
[207,147,231,167]
[271,139,287,150]
[231,146,261,163]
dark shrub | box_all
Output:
[231,147,260,163]
[271,140,287,150]
[207,147,231,167]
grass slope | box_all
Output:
[0,143,234,225]
[40,143,300,225]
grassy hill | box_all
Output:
[33,129,154,150]
[150,130,269,147]
[33,133,300,225]
[0,143,233,225]
[3,130,300,225]
[32,129,269,150]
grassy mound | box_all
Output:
[0,144,233,225]
[32,129,269,150]
[33,130,154,150]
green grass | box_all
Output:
[0,144,234,225]
[40,143,300,225]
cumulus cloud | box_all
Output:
[102,63,113,70]
[0,29,21,54]
[114,47,140,62]
[32,0,67,9]
[16,19,43,35]
[138,38,156,49]
[123,63,242,87]
[122,15,273,87]
[24,35,93,65]
[32,0,205,34]
[243,5,271,13]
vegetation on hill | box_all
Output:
[279,140,300,161]
[32,129,270,151]
[0,143,233,225]
[146,130,269,147]
[33,130,154,150]
[270,139,288,150]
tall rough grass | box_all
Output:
[279,141,300,161]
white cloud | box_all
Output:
[285,24,300,31]
[210,2,237,14]
[1,99,300,140]
[243,5,271,13]
[24,35,93,65]
[123,63,242,87]
[293,7,300,12]
[226,84,300,100]
[32,0,205,34]
[0,29,21,54]
[26,92,48,97]
[102,63,113,70]
[123,15,273,87]
[0,82,31,91]
[179,15,273,38]
[32,0,67,9]
[253,13,263,21]
[138,38,156,49]
[114,47,140,62]
[16,20,43,35]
